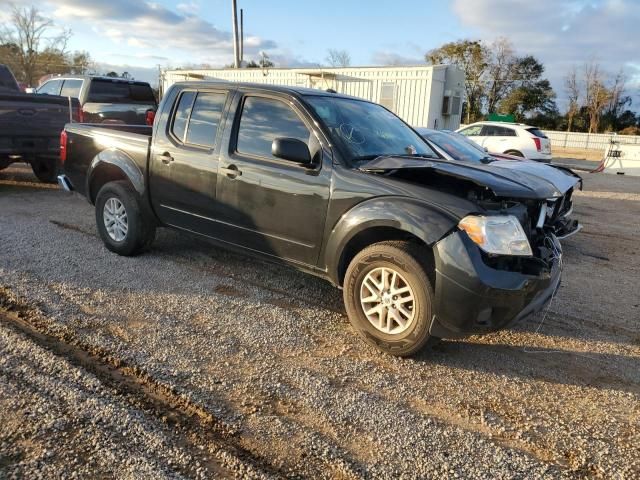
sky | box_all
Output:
[1,0,639,109]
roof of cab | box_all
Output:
[172,81,365,101]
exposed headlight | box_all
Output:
[458,215,532,256]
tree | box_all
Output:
[71,51,93,74]
[426,40,489,123]
[484,38,518,114]
[498,55,557,121]
[0,5,71,85]
[565,67,580,132]
[325,49,351,68]
[583,62,611,133]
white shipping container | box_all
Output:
[162,65,465,131]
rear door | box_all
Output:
[481,125,517,152]
[149,86,231,235]
[214,92,332,267]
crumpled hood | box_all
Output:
[359,156,580,200]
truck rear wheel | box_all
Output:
[30,157,58,183]
[343,241,435,357]
[95,181,156,256]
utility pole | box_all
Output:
[240,8,244,65]
[231,0,240,68]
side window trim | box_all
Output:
[169,89,229,149]
[232,93,314,165]
[185,91,228,149]
[169,90,197,145]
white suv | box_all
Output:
[456,122,552,162]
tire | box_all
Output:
[343,241,435,357]
[30,157,58,183]
[95,180,156,256]
[504,150,524,158]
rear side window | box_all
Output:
[526,127,547,138]
[87,79,155,104]
[171,91,196,142]
[185,92,226,147]
[236,96,310,160]
[483,125,516,136]
[60,79,82,98]
[37,79,63,95]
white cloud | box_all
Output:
[452,0,640,107]
[46,0,278,66]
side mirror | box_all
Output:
[272,137,312,165]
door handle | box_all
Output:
[220,164,242,179]
[158,153,174,164]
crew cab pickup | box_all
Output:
[0,64,80,182]
[58,82,577,356]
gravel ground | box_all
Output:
[1,164,638,478]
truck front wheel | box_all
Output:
[343,241,435,357]
[95,181,156,256]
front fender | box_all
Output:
[323,196,458,285]
[86,148,145,202]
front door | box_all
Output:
[149,88,230,236]
[214,93,332,267]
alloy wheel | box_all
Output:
[359,267,416,334]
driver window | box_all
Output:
[236,96,311,160]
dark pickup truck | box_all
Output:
[36,75,157,126]
[58,82,578,356]
[0,64,80,182]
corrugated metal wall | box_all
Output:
[162,66,464,129]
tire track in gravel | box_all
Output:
[0,286,285,480]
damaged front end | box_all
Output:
[358,156,581,338]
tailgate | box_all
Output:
[0,94,78,155]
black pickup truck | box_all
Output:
[0,64,80,182]
[36,75,157,125]
[58,82,579,356]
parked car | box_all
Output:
[456,121,552,162]
[415,127,581,240]
[0,64,80,182]
[58,83,568,356]
[36,75,157,126]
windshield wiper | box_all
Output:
[480,156,496,164]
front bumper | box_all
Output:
[429,231,562,339]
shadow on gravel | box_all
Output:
[422,340,640,395]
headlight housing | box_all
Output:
[458,215,532,256]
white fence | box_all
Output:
[542,130,640,151]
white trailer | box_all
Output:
[162,65,465,130]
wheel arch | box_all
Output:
[86,149,145,204]
[324,197,457,287]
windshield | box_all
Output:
[422,130,491,163]
[305,96,436,166]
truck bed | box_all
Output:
[63,124,152,198]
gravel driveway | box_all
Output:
[1,164,638,479]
